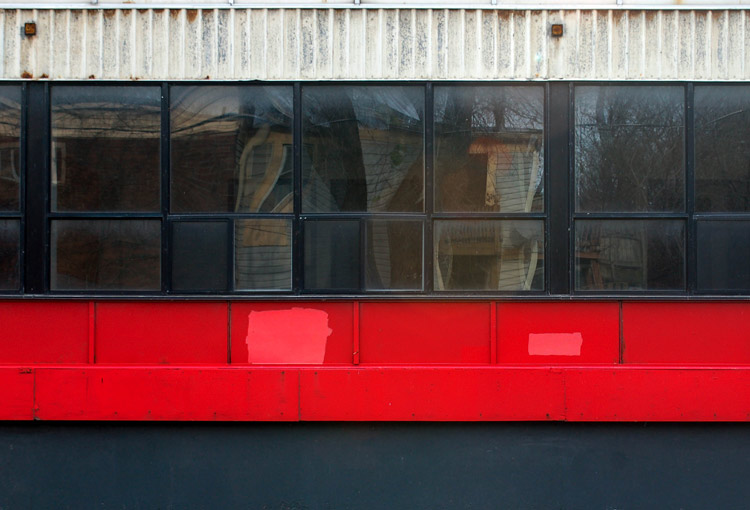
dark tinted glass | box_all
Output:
[171,86,293,213]
[0,219,20,290]
[434,86,544,212]
[0,87,21,212]
[366,220,422,290]
[434,220,544,291]
[235,219,292,290]
[51,87,161,212]
[697,221,750,292]
[695,86,750,212]
[51,220,161,291]
[304,220,360,290]
[575,86,685,212]
[171,221,228,292]
[575,220,685,291]
[302,86,424,213]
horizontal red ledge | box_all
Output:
[1,366,749,422]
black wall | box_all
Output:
[1,423,749,509]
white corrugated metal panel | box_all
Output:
[2,8,748,80]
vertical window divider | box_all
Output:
[569,82,577,294]
[547,83,571,296]
[424,83,434,294]
[161,83,171,294]
[685,83,696,295]
[293,82,303,294]
[359,217,366,292]
[18,83,27,293]
[24,82,48,295]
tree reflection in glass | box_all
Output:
[434,86,544,213]
[695,85,750,212]
[575,86,684,212]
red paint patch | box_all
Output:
[246,308,332,364]
[528,333,583,356]
[231,302,353,365]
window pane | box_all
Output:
[0,87,21,212]
[366,220,422,291]
[51,220,161,291]
[575,86,685,212]
[697,221,750,292]
[304,220,360,290]
[695,86,750,212]
[434,86,544,212]
[171,86,293,213]
[171,221,228,292]
[302,86,424,213]
[0,219,20,290]
[51,87,161,212]
[434,220,543,291]
[575,220,684,291]
[235,219,292,290]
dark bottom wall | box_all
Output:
[1,423,749,510]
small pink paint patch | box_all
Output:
[246,308,332,364]
[528,333,583,356]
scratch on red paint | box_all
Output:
[528,333,583,356]
[246,308,332,364]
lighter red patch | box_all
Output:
[528,333,583,356]
[246,308,332,364]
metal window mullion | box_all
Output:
[24,82,48,295]
[685,83,696,295]
[293,82,303,294]
[161,83,170,294]
[424,83,434,294]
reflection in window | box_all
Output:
[575,220,684,291]
[366,220,422,291]
[51,87,161,212]
[0,87,21,212]
[235,219,292,290]
[302,86,424,213]
[697,221,750,292]
[0,219,19,290]
[435,86,544,212]
[51,220,161,291]
[171,86,293,213]
[575,86,685,212]
[695,86,750,212]
[434,220,543,291]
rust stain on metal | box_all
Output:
[40,73,48,79]
[20,71,32,79]
[88,74,95,79]
[103,10,116,19]
[186,10,198,23]
[169,9,180,19]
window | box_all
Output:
[49,86,162,291]
[2,81,749,296]
[574,85,686,292]
[434,85,545,292]
[0,86,22,291]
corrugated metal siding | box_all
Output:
[1,8,747,80]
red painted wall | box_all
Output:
[2,299,750,421]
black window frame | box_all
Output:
[5,80,750,299]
